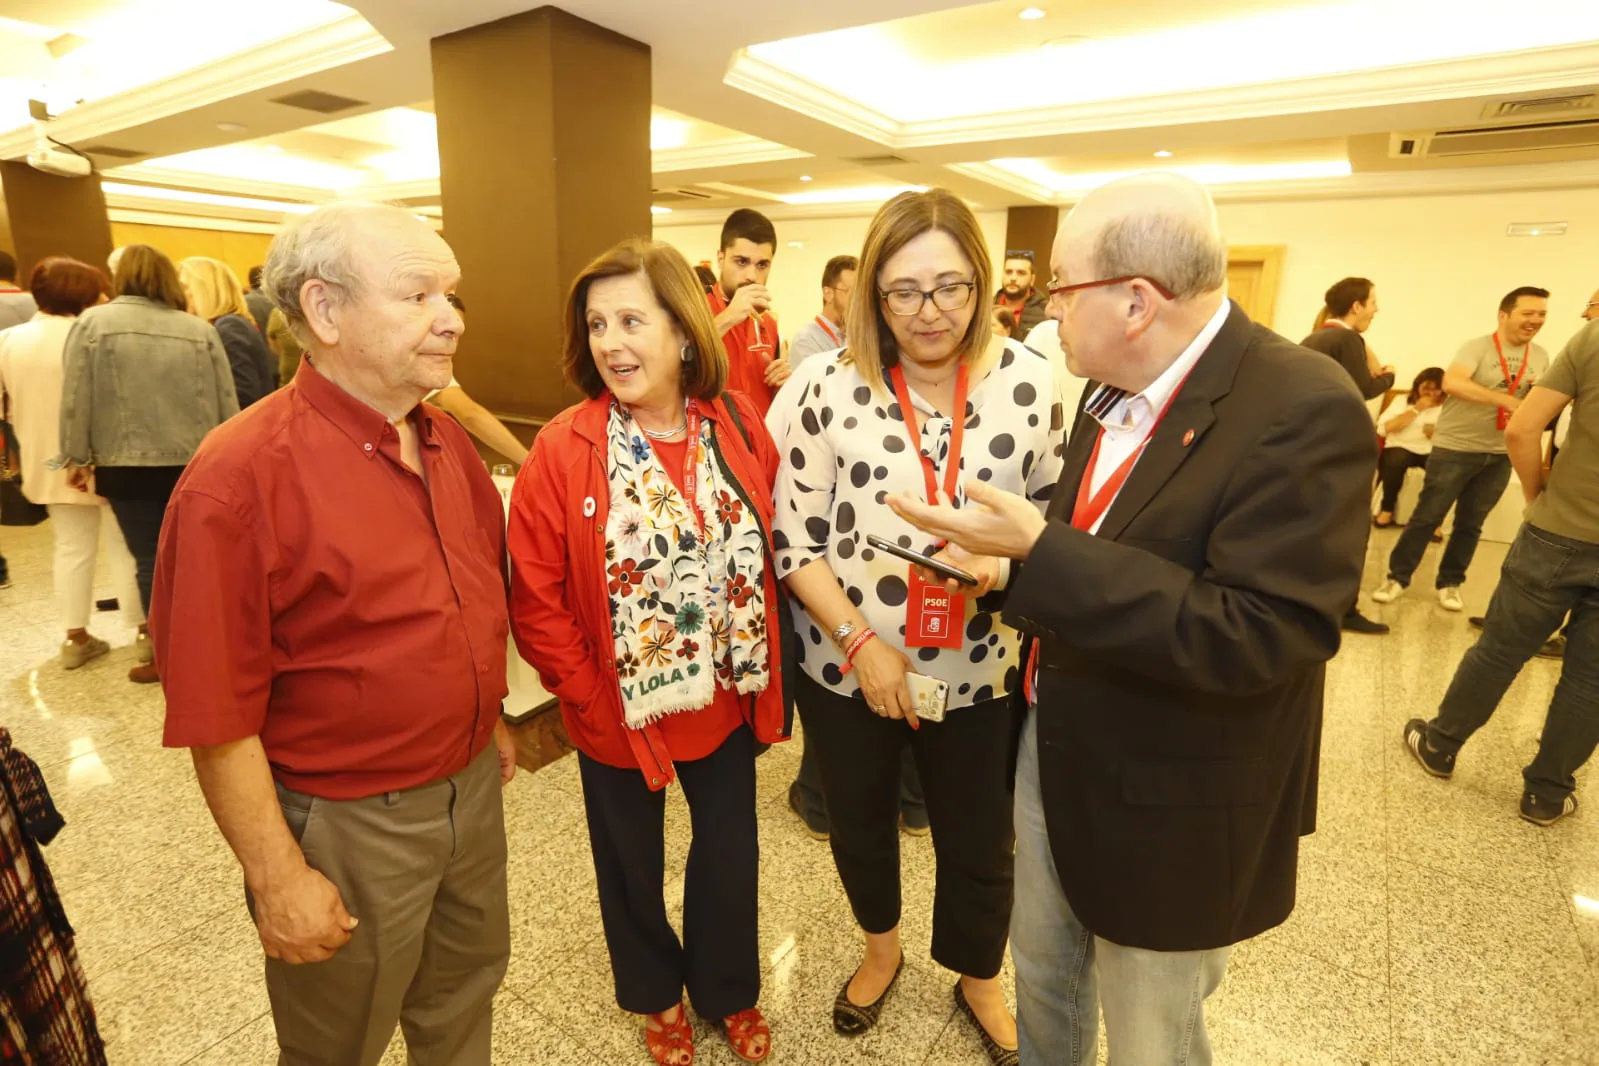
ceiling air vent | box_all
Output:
[1486,94,1595,120]
[1429,117,1599,156]
[81,145,147,159]
[650,187,717,203]
[844,154,909,167]
[1391,118,1599,158]
[270,90,368,114]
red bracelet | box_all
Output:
[839,628,876,673]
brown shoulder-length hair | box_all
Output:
[563,238,727,401]
[844,188,994,396]
[112,245,186,311]
[29,257,109,316]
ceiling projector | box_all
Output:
[27,145,91,178]
[24,102,92,178]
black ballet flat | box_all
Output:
[954,981,1020,1066]
[831,954,904,1036]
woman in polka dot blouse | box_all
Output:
[770,189,1065,1064]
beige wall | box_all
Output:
[109,222,274,290]
[1218,188,1599,387]
[653,209,1010,344]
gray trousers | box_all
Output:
[1429,523,1599,802]
[257,744,510,1066]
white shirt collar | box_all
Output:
[1085,298,1231,432]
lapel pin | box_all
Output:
[1181,429,1196,447]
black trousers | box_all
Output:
[578,725,759,1019]
[99,466,183,615]
[1377,448,1429,515]
[795,671,1017,979]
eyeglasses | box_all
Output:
[1047,275,1175,301]
[879,281,976,317]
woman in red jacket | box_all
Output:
[508,238,787,1066]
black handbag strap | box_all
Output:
[721,391,754,451]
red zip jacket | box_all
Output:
[508,390,789,790]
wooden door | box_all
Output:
[1226,245,1285,328]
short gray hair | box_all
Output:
[263,201,403,345]
[1091,209,1227,301]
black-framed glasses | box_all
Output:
[879,281,976,316]
[1048,275,1175,301]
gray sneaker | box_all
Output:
[61,636,110,670]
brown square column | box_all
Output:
[1003,205,1060,280]
[433,6,652,424]
[0,163,113,281]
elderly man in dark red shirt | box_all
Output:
[149,202,517,1065]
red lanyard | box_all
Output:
[1493,333,1530,396]
[815,315,841,346]
[888,363,970,505]
[648,403,705,533]
[1071,374,1193,532]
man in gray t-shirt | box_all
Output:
[1401,318,1599,826]
[1372,287,1549,611]
[0,250,36,331]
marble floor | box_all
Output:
[2,517,1597,1065]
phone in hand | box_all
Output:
[865,534,978,587]
[905,672,950,722]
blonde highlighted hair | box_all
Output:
[843,188,993,396]
[177,257,249,321]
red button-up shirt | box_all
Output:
[706,286,780,418]
[153,357,509,800]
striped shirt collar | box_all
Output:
[1083,298,1231,433]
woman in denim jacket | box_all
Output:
[59,244,238,683]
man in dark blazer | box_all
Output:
[891,174,1374,1065]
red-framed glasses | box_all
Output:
[1047,275,1175,301]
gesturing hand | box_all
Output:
[852,637,918,729]
[254,864,358,964]
[889,480,1048,561]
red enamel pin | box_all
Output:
[1181,429,1196,447]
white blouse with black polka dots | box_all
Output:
[770,340,1066,710]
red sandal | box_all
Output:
[722,1007,771,1063]
[645,1004,694,1066]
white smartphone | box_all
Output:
[905,672,951,722]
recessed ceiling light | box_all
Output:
[799,175,813,182]
[650,205,673,215]
[1019,7,1046,19]
[215,121,247,134]
[1154,150,1173,158]
[263,145,285,154]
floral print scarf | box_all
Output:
[604,401,769,728]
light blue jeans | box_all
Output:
[1012,708,1231,1066]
